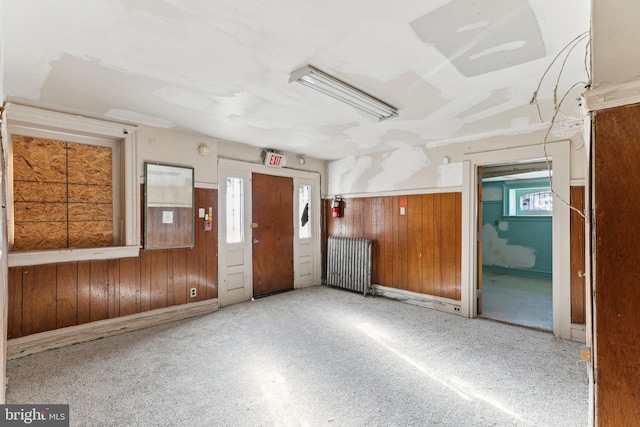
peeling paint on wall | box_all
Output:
[366,147,429,192]
[482,223,536,269]
[437,161,462,187]
[327,156,373,195]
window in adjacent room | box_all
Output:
[504,181,553,217]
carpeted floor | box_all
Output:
[481,272,553,331]
[6,286,589,426]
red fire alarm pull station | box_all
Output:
[204,206,213,231]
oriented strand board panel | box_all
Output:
[67,143,112,185]
[12,135,66,182]
[13,222,67,251]
[12,135,113,251]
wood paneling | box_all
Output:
[326,192,462,300]
[570,186,586,324]
[22,265,57,336]
[594,104,640,425]
[7,188,219,339]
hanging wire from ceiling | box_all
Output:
[529,31,591,219]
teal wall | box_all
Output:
[482,180,552,279]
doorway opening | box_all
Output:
[479,162,553,331]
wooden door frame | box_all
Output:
[461,141,574,340]
[217,159,321,300]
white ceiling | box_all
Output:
[1,0,590,160]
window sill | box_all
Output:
[8,246,141,267]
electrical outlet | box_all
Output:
[190,288,197,298]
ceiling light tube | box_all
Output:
[290,65,398,121]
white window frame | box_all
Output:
[6,104,140,267]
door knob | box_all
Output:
[253,239,259,244]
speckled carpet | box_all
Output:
[6,286,589,426]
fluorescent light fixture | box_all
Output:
[289,65,398,121]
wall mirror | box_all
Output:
[144,162,194,250]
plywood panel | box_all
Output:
[594,105,640,426]
[68,184,112,203]
[13,182,66,202]
[22,264,57,336]
[570,186,586,324]
[12,135,67,182]
[14,202,67,221]
[8,267,23,339]
[68,221,113,248]
[56,263,78,329]
[68,203,113,221]
[12,222,68,251]
[67,143,112,185]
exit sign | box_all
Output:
[264,152,285,168]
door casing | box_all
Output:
[218,159,321,307]
[461,141,573,339]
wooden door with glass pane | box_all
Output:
[252,173,294,296]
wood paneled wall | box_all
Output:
[593,104,640,425]
[570,186,586,324]
[325,193,462,300]
[8,187,217,339]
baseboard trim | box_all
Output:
[374,285,461,315]
[7,299,220,360]
[570,323,587,343]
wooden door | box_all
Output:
[477,166,483,315]
[252,173,294,297]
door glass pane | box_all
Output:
[299,184,311,239]
[226,177,244,243]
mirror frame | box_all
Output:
[144,162,195,250]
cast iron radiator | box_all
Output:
[326,236,372,295]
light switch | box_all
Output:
[198,208,205,218]
[400,206,406,216]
